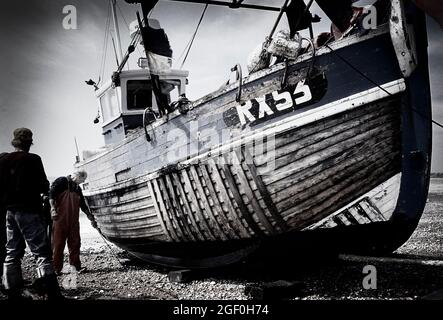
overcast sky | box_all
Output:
[0,0,442,178]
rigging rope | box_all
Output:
[116,2,144,60]
[179,3,209,69]
[99,0,112,82]
[268,0,292,40]
[324,44,443,130]
[116,2,130,30]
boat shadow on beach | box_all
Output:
[113,239,443,300]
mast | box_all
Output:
[110,0,124,65]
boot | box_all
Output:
[31,277,46,296]
[2,265,28,299]
[5,288,33,300]
[41,274,65,300]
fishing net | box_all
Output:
[267,30,302,60]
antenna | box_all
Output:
[74,137,81,163]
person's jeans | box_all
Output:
[0,209,6,278]
[2,210,55,291]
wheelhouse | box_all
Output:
[96,68,188,145]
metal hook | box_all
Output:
[143,107,158,142]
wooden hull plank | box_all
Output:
[199,164,241,239]
[218,158,265,237]
[150,178,180,241]
[158,177,187,241]
[262,114,399,186]
[267,112,398,176]
[171,172,206,241]
[164,174,198,241]
[181,168,218,241]
[189,166,229,241]
[267,134,397,197]
[285,159,399,229]
[360,199,385,222]
[229,152,275,234]
[255,100,396,166]
[279,149,398,215]
[242,148,288,233]
[275,135,398,208]
[206,159,252,238]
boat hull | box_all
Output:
[78,3,432,268]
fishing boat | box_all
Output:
[77,0,432,268]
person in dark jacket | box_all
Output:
[49,170,97,274]
[1,128,63,300]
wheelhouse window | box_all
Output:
[127,80,153,110]
[126,79,182,112]
[100,88,119,123]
